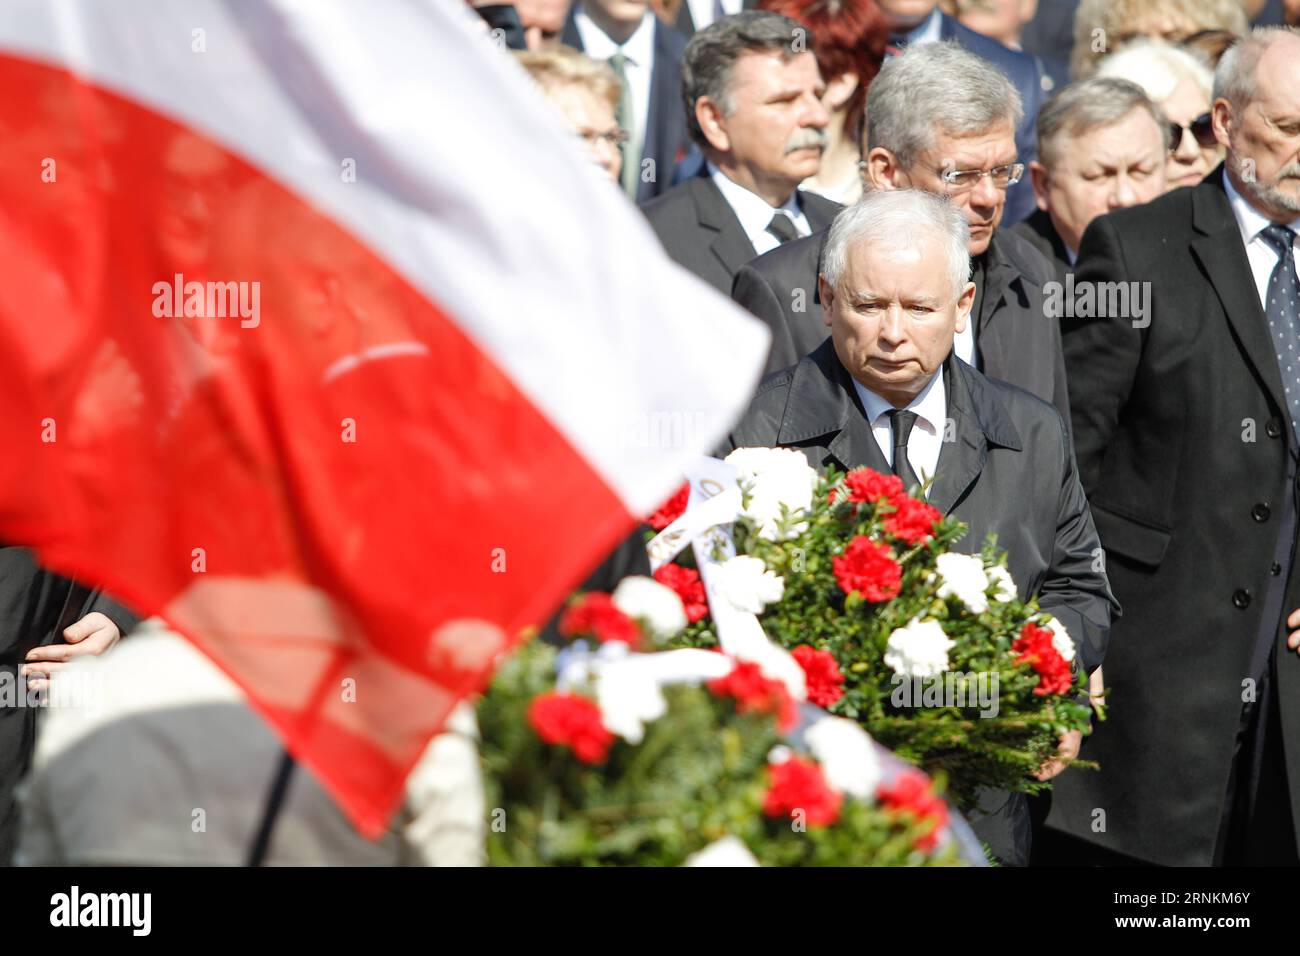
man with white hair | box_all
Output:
[727,188,1117,866]
[1052,26,1300,866]
[732,41,1069,424]
[642,11,841,294]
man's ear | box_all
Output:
[1211,97,1233,150]
[695,97,731,153]
[1029,160,1051,213]
[819,274,835,327]
[954,281,976,335]
[865,147,908,191]
[823,72,859,113]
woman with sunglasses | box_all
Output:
[1096,40,1224,192]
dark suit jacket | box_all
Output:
[0,546,140,862]
[641,172,841,294]
[939,14,1044,226]
[562,13,689,203]
[1049,167,1300,865]
[730,226,1072,433]
[728,341,1117,863]
[1010,208,1072,280]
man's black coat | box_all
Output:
[0,546,139,863]
[727,340,1117,863]
[1049,167,1300,865]
[562,11,690,203]
[641,171,841,295]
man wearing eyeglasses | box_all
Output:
[731,41,1071,439]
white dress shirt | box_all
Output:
[708,161,813,256]
[852,370,948,496]
[1223,169,1300,310]
[574,8,656,164]
[684,0,744,33]
[900,7,943,45]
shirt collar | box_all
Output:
[852,365,947,434]
[1224,167,1300,248]
[707,161,801,237]
[904,7,943,45]
[574,7,655,66]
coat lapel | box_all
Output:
[973,233,1022,353]
[1189,173,1288,425]
[560,9,582,50]
[928,357,1023,515]
[775,341,890,474]
[639,23,672,203]
[690,174,759,281]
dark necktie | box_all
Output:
[887,409,922,494]
[767,211,798,245]
[1259,224,1300,438]
[712,0,726,23]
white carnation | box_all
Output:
[934,552,991,613]
[684,836,760,867]
[804,715,881,799]
[724,446,817,541]
[594,659,668,745]
[712,555,785,614]
[1043,616,1076,663]
[987,564,1017,603]
[884,618,955,678]
[612,575,687,640]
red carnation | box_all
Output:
[647,482,690,531]
[1013,622,1074,696]
[708,660,797,731]
[876,769,949,852]
[653,563,709,623]
[527,692,614,764]
[832,536,902,602]
[844,468,904,505]
[763,756,842,827]
[559,593,641,647]
[883,495,942,544]
[792,645,845,708]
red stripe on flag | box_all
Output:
[0,52,634,835]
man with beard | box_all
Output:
[1049,26,1300,865]
[641,11,841,294]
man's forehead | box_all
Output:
[841,238,948,288]
[732,49,821,87]
[1250,46,1300,120]
[926,122,1017,162]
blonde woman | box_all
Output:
[516,46,627,184]
[1069,0,1246,79]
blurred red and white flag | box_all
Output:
[0,0,767,834]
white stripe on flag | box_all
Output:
[0,0,770,513]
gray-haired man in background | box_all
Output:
[1012,77,1170,277]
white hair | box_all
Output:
[1095,39,1212,103]
[864,42,1022,166]
[821,190,971,300]
[1214,27,1300,110]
